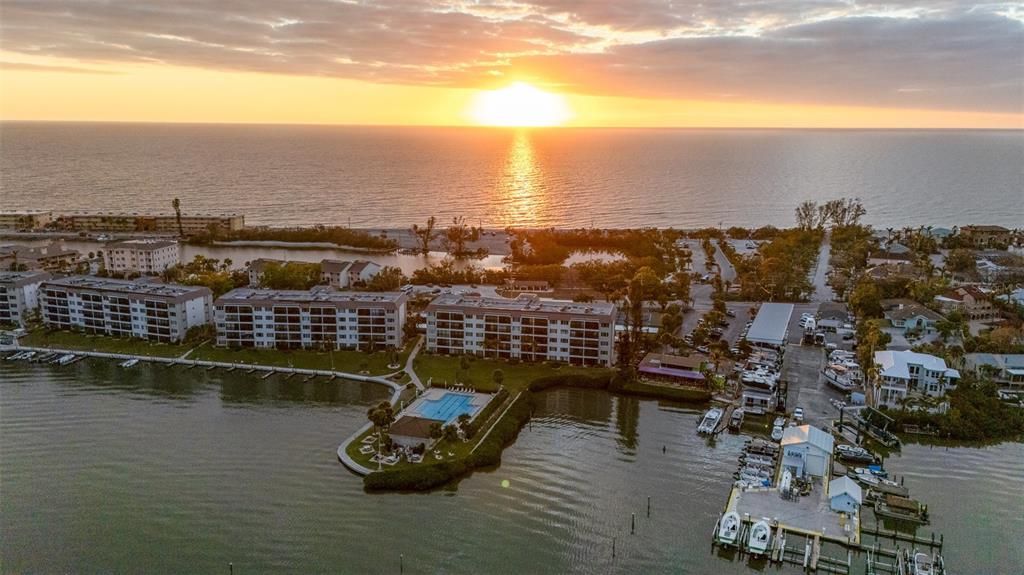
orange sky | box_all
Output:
[3,55,1020,129]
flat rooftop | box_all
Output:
[0,270,52,284]
[217,287,406,305]
[106,239,179,250]
[428,293,616,318]
[43,275,209,298]
[747,303,794,346]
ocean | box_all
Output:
[1,122,1021,229]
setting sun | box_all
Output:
[470,82,572,127]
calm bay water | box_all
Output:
[2,361,1021,573]
[2,123,1022,229]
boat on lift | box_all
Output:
[715,511,741,547]
[747,520,772,556]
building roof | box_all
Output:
[746,303,793,346]
[42,275,210,299]
[962,225,1010,233]
[780,424,835,453]
[389,415,440,438]
[817,302,849,322]
[637,364,706,382]
[427,293,616,319]
[640,352,707,371]
[880,300,943,322]
[828,476,863,504]
[0,270,52,286]
[874,350,960,380]
[217,287,406,306]
[105,239,179,251]
[320,259,352,273]
[0,243,78,260]
[347,260,379,275]
[965,353,1024,371]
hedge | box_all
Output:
[364,393,534,491]
[464,387,510,439]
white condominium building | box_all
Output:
[0,271,52,326]
[214,287,407,350]
[424,293,617,367]
[39,276,212,342]
[873,350,961,408]
[104,239,181,274]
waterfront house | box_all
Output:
[934,286,996,321]
[741,388,776,415]
[39,276,212,342]
[828,476,863,514]
[637,352,708,388]
[320,259,382,288]
[880,299,943,334]
[963,353,1024,390]
[214,287,407,351]
[873,350,960,409]
[103,239,181,274]
[0,271,51,327]
[424,293,616,366]
[780,425,834,479]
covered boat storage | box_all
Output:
[746,303,794,348]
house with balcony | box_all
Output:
[934,286,996,321]
[873,350,961,409]
[320,259,382,288]
[0,271,51,327]
[963,353,1024,391]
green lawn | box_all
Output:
[345,425,474,471]
[191,340,414,376]
[412,353,612,393]
[18,329,195,358]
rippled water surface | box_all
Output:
[3,123,1022,229]
[2,361,1022,573]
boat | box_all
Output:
[770,424,784,441]
[836,444,877,463]
[874,495,929,524]
[119,358,139,368]
[851,470,908,497]
[697,408,723,434]
[716,511,741,546]
[728,408,745,432]
[56,354,77,365]
[912,551,934,575]
[822,364,859,392]
[747,520,771,556]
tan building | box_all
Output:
[959,225,1012,248]
[0,243,80,272]
[0,210,54,230]
[40,276,212,342]
[215,287,407,350]
[425,293,617,366]
[320,259,382,288]
[104,239,181,274]
[54,212,244,235]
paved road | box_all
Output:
[809,234,835,303]
[713,244,737,283]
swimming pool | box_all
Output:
[416,392,477,424]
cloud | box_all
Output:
[0,60,117,74]
[0,0,1021,113]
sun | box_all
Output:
[471,82,572,127]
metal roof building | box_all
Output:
[746,303,794,348]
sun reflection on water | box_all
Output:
[499,130,544,227]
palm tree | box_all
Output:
[171,198,184,237]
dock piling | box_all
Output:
[631,512,635,534]
[647,496,651,517]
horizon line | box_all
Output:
[2,119,1022,131]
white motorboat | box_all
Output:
[119,358,139,368]
[851,470,908,497]
[912,552,934,575]
[836,444,876,463]
[56,354,77,365]
[771,424,784,441]
[747,520,771,556]
[697,408,723,434]
[823,364,859,392]
[716,511,741,546]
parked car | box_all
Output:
[793,407,805,422]
[725,310,737,318]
